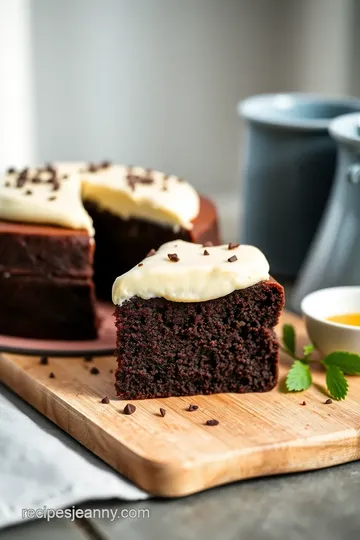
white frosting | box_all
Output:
[81,165,200,231]
[0,168,94,234]
[112,240,270,305]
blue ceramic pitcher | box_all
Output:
[291,113,360,312]
[239,93,360,279]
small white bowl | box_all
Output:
[301,287,360,355]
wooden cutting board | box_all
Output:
[0,310,359,497]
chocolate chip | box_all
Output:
[39,356,48,365]
[205,419,219,426]
[203,249,210,256]
[101,396,110,404]
[228,242,240,250]
[123,403,136,415]
[7,167,16,174]
[168,253,179,262]
[90,367,99,375]
[187,404,199,412]
[138,263,143,267]
[300,401,306,406]
[203,241,213,247]
[24,189,32,195]
[84,355,93,362]
[227,255,238,263]
[146,248,156,257]
[159,408,166,417]
[325,398,333,404]
[49,372,55,379]
[48,196,57,201]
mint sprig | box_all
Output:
[282,324,360,400]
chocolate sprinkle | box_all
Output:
[138,263,143,267]
[203,241,213,247]
[48,196,57,201]
[24,189,32,195]
[39,356,48,365]
[187,404,199,412]
[146,248,156,257]
[88,163,98,173]
[101,160,111,168]
[123,403,136,415]
[205,419,219,426]
[31,176,41,184]
[90,367,100,375]
[62,174,69,179]
[228,242,240,250]
[227,255,238,263]
[203,249,210,256]
[300,401,306,406]
[101,396,110,404]
[159,408,166,417]
[49,372,55,379]
[7,167,16,174]
[52,180,60,191]
[168,253,179,262]
[325,398,333,404]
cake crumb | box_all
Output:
[123,404,136,415]
[187,404,199,412]
[205,419,219,426]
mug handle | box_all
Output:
[347,163,360,184]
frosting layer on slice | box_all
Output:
[112,240,270,305]
[0,167,94,234]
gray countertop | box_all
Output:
[2,461,360,540]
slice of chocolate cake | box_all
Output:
[81,164,219,299]
[112,240,284,399]
[0,167,98,340]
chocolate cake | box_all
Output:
[112,240,284,399]
[0,164,219,340]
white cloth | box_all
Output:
[0,383,148,529]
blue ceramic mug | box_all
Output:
[291,113,360,312]
[238,93,360,279]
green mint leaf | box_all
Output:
[283,324,296,356]
[303,344,315,361]
[325,365,348,400]
[286,360,312,392]
[322,351,360,375]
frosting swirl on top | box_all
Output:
[81,164,200,231]
[0,167,94,234]
[112,240,270,305]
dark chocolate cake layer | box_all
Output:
[85,195,219,300]
[114,279,284,399]
[0,220,94,278]
[0,274,98,340]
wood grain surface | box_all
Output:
[0,310,359,497]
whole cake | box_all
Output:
[0,164,219,340]
[112,240,285,399]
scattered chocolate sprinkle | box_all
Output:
[31,176,41,184]
[101,160,111,168]
[62,174,69,179]
[3,272,11,279]
[88,163,98,173]
[52,180,60,191]
[146,248,156,257]
[4,181,10,187]
[325,398,333,404]
[138,263,143,267]
[39,356,48,365]
[187,404,199,412]
[203,249,210,256]
[48,196,57,201]
[228,255,238,263]
[45,163,56,173]
[300,401,306,406]
[24,189,32,195]
[90,367,100,375]
[7,167,16,174]
[84,355,93,362]
[159,408,166,417]
[228,242,240,250]
[123,403,136,415]
[16,169,28,188]
[168,253,179,262]
[203,241,213,247]
[101,396,110,404]
[49,372,55,379]
[205,419,219,426]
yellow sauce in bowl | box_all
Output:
[327,313,360,327]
